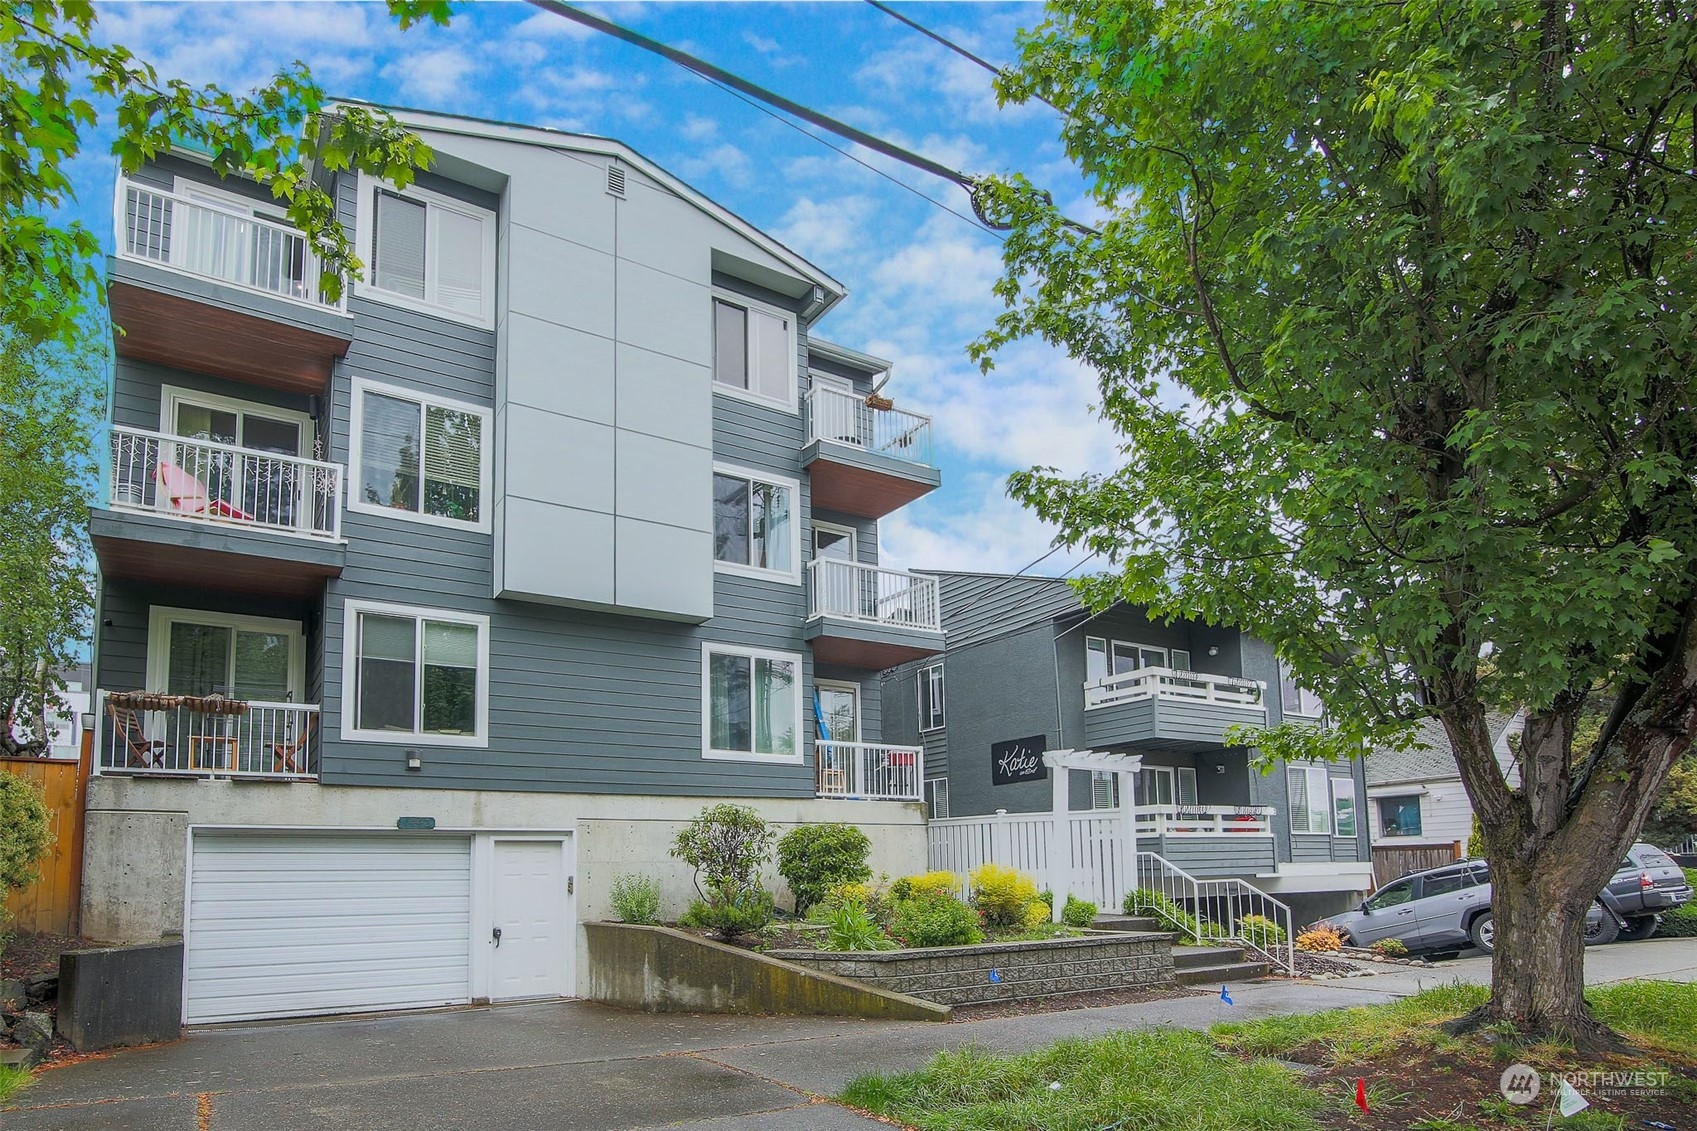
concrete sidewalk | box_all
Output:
[5,938,1691,1131]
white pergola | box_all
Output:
[1042,749,1143,918]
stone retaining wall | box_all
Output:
[768,931,1174,1006]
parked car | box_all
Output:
[1312,858,1621,956]
[1605,843,1693,941]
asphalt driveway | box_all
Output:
[6,937,1693,1131]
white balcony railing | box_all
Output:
[1134,804,1275,837]
[807,559,941,632]
[117,178,342,310]
[1084,666,1266,712]
[96,690,319,780]
[110,425,343,540]
[805,386,934,467]
[816,740,923,801]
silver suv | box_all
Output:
[1314,858,1617,954]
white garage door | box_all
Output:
[186,832,472,1024]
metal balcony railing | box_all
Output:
[816,740,923,801]
[110,425,343,540]
[96,690,319,780]
[805,386,933,466]
[117,178,342,309]
[807,559,941,632]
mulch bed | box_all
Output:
[1281,1041,1697,1129]
[950,985,1209,1022]
[1,933,84,983]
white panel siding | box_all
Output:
[185,833,472,1023]
[1367,779,1475,847]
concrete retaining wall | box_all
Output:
[769,932,1174,1006]
[57,942,184,1051]
[584,922,950,1021]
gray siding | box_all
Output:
[931,622,1061,818]
[1155,836,1276,877]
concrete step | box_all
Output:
[1092,915,1164,933]
[1174,960,1272,986]
[1171,944,1250,969]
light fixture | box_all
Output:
[1207,646,1219,657]
[405,750,422,771]
[1215,763,1226,774]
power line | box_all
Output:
[863,0,1008,80]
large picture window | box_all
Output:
[712,465,797,579]
[359,178,496,326]
[1376,794,1424,838]
[703,644,800,762]
[712,296,795,408]
[1287,765,1332,834]
[350,382,490,530]
[342,601,488,745]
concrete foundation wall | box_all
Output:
[770,932,1174,1006]
[584,922,949,1021]
[57,942,184,1052]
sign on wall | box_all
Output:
[991,735,1048,786]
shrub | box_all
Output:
[969,863,1041,927]
[891,871,959,901]
[609,873,661,925]
[677,888,774,938]
[888,892,983,948]
[825,900,894,952]
[1660,875,1697,938]
[776,823,871,915]
[1123,888,1200,936]
[671,804,776,937]
[1238,914,1286,949]
[1296,925,1344,953]
[0,774,50,895]
[1022,899,1052,928]
[810,879,892,928]
[1370,937,1409,958]
[1062,895,1098,928]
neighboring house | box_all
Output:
[882,572,1375,923]
[85,103,944,1024]
[1364,712,1522,885]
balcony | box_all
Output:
[804,559,944,669]
[95,691,319,781]
[803,387,940,519]
[1133,804,1278,879]
[91,426,346,599]
[816,741,923,801]
[109,178,353,393]
[1082,667,1267,752]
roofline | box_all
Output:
[330,98,848,315]
[807,338,891,375]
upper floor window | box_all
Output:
[703,643,801,763]
[918,663,945,731]
[1331,777,1358,837]
[1279,661,1324,718]
[713,295,795,409]
[712,464,797,580]
[1287,765,1331,834]
[350,381,490,531]
[359,177,496,327]
[1086,636,1191,681]
[342,599,489,746]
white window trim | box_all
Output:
[1278,660,1325,719]
[710,461,802,584]
[701,642,805,764]
[144,606,305,701]
[710,288,799,414]
[814,679,861,742]
[1331,776,1358,840]
[1289,764,1332,835]
[171,176,287,220]
[347,378,493,533]
[339,598,490,748]
[353,172,497,329]
[811,519,857,563]
[158,384,316,454]
[1374,793,1426,839]
[918,662,945,732]
[925,777,950,820]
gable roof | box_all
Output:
[1366,712,1523,787]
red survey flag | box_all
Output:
[1354,1077,1369,1114]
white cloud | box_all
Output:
[677,142,753,188]
[772,195,876,260]
[382,48,479,105]
[880,473,1078,576]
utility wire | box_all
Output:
[863,0,1007,79]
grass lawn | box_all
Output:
[840,981,1697,1131]
[0,1065,31,1105]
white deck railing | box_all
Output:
[816,741,923,801]
[807,559,941,631]
[805,386,933,466]
[118,178,342,309]
[1085,666,1266,712]
[95,691,319,780]
[110,425,343,540]
[1135,804,1275,837]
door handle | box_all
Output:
[492,927,502,948]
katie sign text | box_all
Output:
[991,735,1048,786]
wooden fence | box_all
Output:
[1371,841,1463,888]
[2,753,87,936]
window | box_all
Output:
[146,608,302,702]
[712,295,795,408]
[1085,637,1109,682]
[1134,765,1199,808]
[350,382,490,530]
[1279,661,1324,718]
[1091,771,1121,810]
[358,177,495,326]
[1331,776,1358,837]
[342,601,489,745]
[703,644,801,762]
[1420,869,1473,898]
[711,465,798,579]
[1092,639,1192,679]
[926,778,950,820]
[1287,765,1331,834]
[918,663,945,731]
[1376,794,1424,838]
[1363,878,1415,911]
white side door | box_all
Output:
[490,838,571,1001]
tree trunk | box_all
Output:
[1468,863,1612,1047]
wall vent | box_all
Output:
[606,164,626,199]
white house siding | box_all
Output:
[1366,780,1476,849]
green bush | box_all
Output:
[890,871,959,901]
[889,891,983,948]
[1124,888,1200,936]
[969,863,1042,927]
[776,823,872,915]
[1238,914,1286,948]
[1659,870,1697,938]
[677,888,775,938]
[608,873,661,925]
[1370,937,1409,958]
[0,774,50,895]
[1062,895,1098,928]
[825,900,894,952]
[670,804,776,938]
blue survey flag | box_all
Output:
[988,968,1002,983]
[1220,985,1234,1005]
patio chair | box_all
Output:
[272,712,313,775]
[107,703,166,769]
[156,460,253,521]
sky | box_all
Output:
[73,0,1125,575]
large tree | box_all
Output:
[977,1,1697,1041]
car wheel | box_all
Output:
[1583,904,1621,946]
[1470,912,1495,953]
[1617,915,1659,942]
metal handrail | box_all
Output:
[1133,850,1297,974]
[94,689,320,780]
